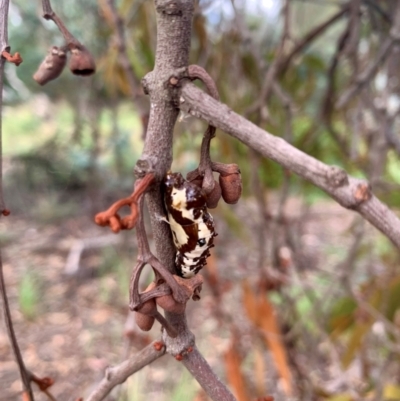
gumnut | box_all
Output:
[219,173,242,204]
[212,163,242,204]
[69,45,96,76]
[135,282,157,331]
[205,179,222,209]
[156,293,186,314]
[33,46,67,85]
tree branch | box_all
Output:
[131,1,238,400]
[85,340,166,401]
[182,346,236,401]
[179,82,400,248]
[0,0,9,53]
[0,0,9,213]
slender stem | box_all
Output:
[0,57,4,212]
[186,65,219,193]
[85,340,166,401]
[106,0,140,98]
[0,0,9,213]
[0,0,9,52]
[0,250,34,400]
[0,0,33,399]
[41,0,81,47]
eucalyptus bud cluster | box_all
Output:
[186,162,242,209]
[33,44,95,86]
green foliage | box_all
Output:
[327,296,357,335]
[169,371,198,401]
[18,271,40,320]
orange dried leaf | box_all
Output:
[242,280,259,324]
[224,342,251,401]
[254,347,267,397]
[258,296,292,395]
[192,389,208,401]
[22,392,30,401]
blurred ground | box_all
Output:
[0,194,371,401]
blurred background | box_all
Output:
[1,0,400,400]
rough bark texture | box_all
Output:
[86,341,166,401]
[182,346,237,401]
[179,82,400,248]
[134,1,237,400]
[137,0,194,273]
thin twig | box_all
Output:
[85,340,166,401]
[183,346,236,401]
[186,64,220,194]
[0,0,9,213]
[106,0,140,98]
[179,82,400,248]
[0,0,33,399]
[336,1,400,108]
[0,0,9,53]
[245,0,291,117]
[279,4,350,76]
[0,250,34,400]
[41,0,81,47]
[335,38,394,109]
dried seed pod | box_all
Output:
[33,46,67,85]
[135,310,155,331]
[135,282,157,331]
[219,172,242,204]
[69,45,96,76]
[156,294,186,314]
[212,162,240,177]
[206,179,221,209]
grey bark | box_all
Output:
[133,1,238,400]
[179,82,400,248]
[86,341,166,401]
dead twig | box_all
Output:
[1,50,22,65]
[336,1,400,109]
[94,172,155,233]
[41,0,80,47]
[105,0,141,98]
[0,250,34,400]
[85,340,166,401]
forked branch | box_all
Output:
[85,340,166,401]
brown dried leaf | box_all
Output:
[258,296,292,395]
[242,280,260,324]
[242,281,293,395]
[254,347,267,397]
[224,341,252,401]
